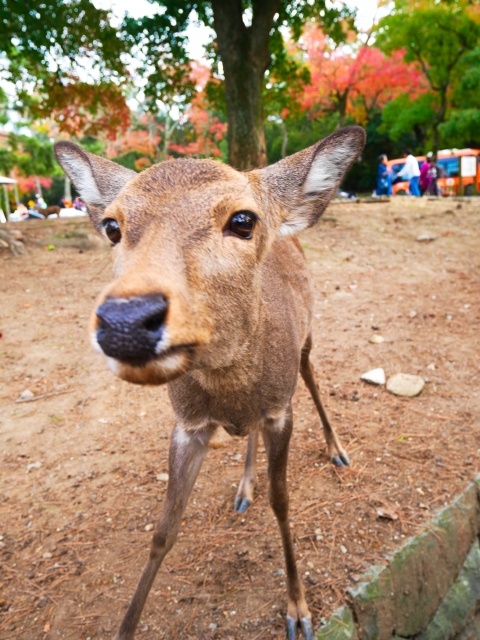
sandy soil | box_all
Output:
[0,198,479,640]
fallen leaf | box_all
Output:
[44,621,50,633]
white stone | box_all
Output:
[361,368,386,385]
[145,523,154,532]
[386,373,425,397]
[26,461,42,472]
[156,473,169,482]
[20,389,34,400]
[369,334,385,344]
[416,233,437,242]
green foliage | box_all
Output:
[1,0,128,126]
[377,1,480,95]
[122,1,355,117]
[380,93,436,148]
[376,0,480,152]
[0,133,58,178]
[439,109,480,148]
[266,112,338,164]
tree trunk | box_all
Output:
[211,0,280,170]
[432,87,448,158]
[336,90,349,129]
[64,176,72,201]
[35,176,43,199]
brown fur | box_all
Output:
[54,126,365,640]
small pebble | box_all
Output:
[416,233,437,242]
[20,389,34,400]
[361,368,386,385]
[145,524,154,532]
[157,473,169,482]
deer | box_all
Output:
[54,125,365,640]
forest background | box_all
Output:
[1,0,480,204]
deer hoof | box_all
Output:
[233,496,252,513]
[331,455,344,467]
[300,616,314,639]
[339,452,351,466]
[286,616,298,640]
[286,615,314,639]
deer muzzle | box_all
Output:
[95,295,168,366]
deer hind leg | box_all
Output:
[234,429,259,513]
[263,406,314,640]
[114,423,214,640]
[300,335,350,467]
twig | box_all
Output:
[15,389,70,403]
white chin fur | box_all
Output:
[106,357,120,375]
[155,328,170,354]
[91,332,104,355]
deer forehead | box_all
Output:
[105,159,262,243]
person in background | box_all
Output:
[376,154,392,196]
[35,193,47,208]
[419,152,433,195]
[426,154,439,196]
[73,196,85,211]
[397,149,421,196]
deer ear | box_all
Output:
[54,141,136,231]
[259,126,365,235]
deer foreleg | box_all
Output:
[114,424,214,640]
[234,428,259,513]
[263,407,314,640]
[300,335,350,467]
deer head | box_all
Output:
[54,127,365,386]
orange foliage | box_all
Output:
[169,62,227,159]
[300,25,427,124]
[15,175,52,193]
[35,78,131,140]
[106,116,161,159]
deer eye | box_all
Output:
[227,211,256,239]
[103,219,121,245]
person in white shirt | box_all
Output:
[397,149,421,196]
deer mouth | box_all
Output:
[101,344,196,385]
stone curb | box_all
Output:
[316,475,480,640]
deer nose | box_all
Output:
[96,295,168,364]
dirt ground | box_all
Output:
[0,197,479,640]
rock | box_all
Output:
[145,523,154,532]
[427,363,436,370]
[369,335,385,344]
[156,473,169,482]
[317,606,358,640]
[348,564,394,640]
[361,368,386,386]
[419,540,480,640]
[416,233,437,243]
[20,389,34,401]
[386,373,425,397]
[42,552,52,559]
[409,311,417,318]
